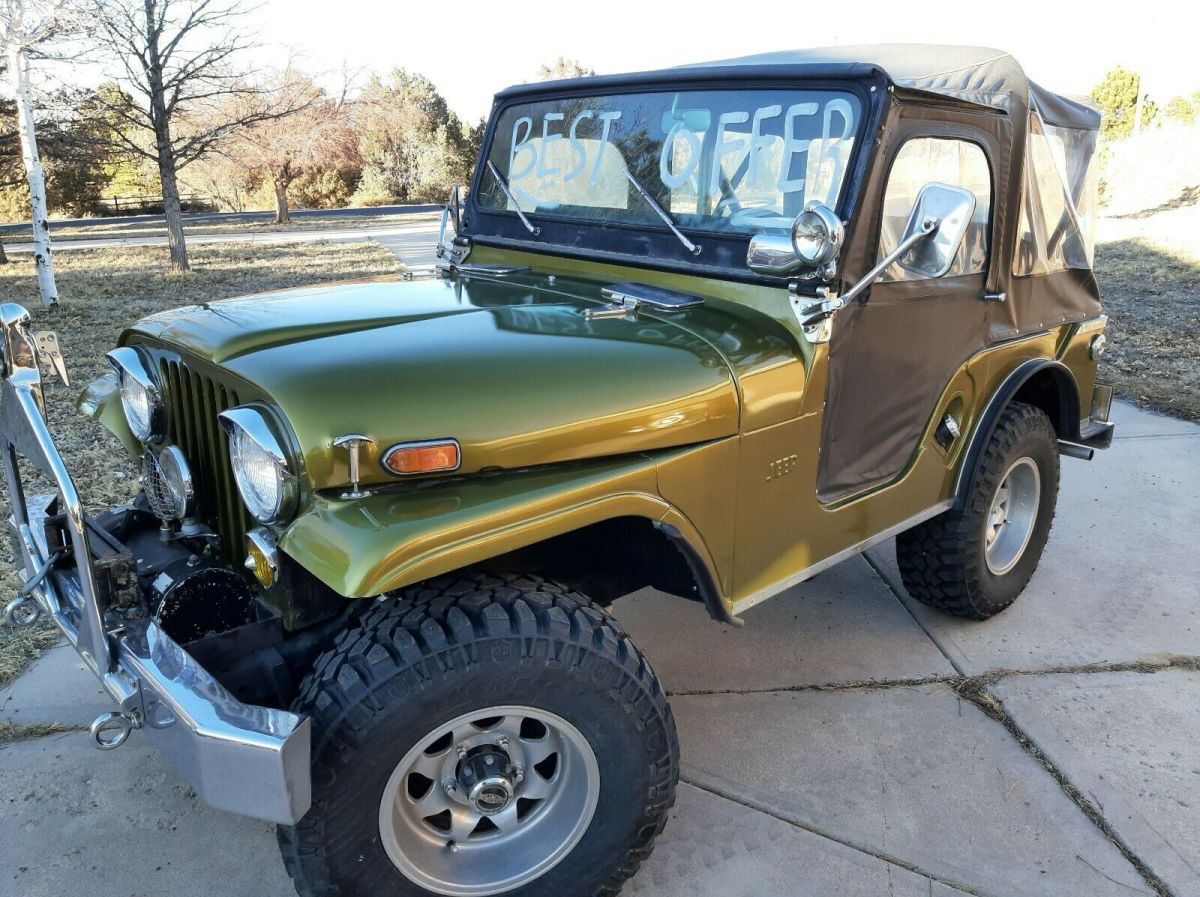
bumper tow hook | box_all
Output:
[4,550,61,627]
[3,594,42,628]
[90,711,140,750]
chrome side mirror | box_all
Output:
[794,182,974,343]
[894,182,975,278]
[746,203,844,277]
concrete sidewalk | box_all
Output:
[1,400,1197,897]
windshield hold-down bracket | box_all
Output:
[582,283,705,320]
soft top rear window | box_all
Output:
[477,88,862,236]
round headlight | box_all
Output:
[229,427,286,521]
[791,203,844,268]
[121,377,155,440]
[219,407,298,524]
[107,347,164,443]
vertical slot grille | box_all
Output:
[161,358,247,563]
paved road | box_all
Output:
[0,204,441,237]
[3,214,444,271]
[2,400,1198,897]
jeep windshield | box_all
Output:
[476,87,863,239]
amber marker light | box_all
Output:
[382,439,461,476]
[244,528,279,589]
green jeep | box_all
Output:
[1,44,1113,897]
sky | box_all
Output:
[250,0,1199,122]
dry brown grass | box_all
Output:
[0,720,80,744]
[0,622,60,688]
[1094,238,1200,421]
[0,240,402,685]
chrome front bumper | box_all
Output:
[0,303,310,825]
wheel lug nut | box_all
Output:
[496,735,510,748]
[443,779,458,794]
[447,840,458,854]
[456,743,468,759]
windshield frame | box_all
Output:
[464,73,885,285]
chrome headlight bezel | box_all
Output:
[142,444,196,522]
[218,405,300,525]
[790,203,844,269]
[106,346,165,443]
[157,444,196,520]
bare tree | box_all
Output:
[0,0,80,306]
[226,67,354,224]
[85,0,307,271]
[176,147,250,211]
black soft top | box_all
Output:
[495,43,1098,132]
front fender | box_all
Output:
[279,452,721,599]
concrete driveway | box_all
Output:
[2,400,1198,897]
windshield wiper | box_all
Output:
[486,161,540,236]
[624,170,701,256]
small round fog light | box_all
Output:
[142,445,194,522]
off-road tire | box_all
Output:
[277,573,678,897]
[896,402,1059,619]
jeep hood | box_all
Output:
[128,275,739,489]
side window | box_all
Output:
[1012,116,1097,276]
[878,137,992,282]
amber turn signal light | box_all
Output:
[243,528,279,589]
[382,440,461,476]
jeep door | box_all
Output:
[816,111,1008,503]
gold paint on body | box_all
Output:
[94,243,1105,619]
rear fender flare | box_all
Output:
[952,358,1080,510]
